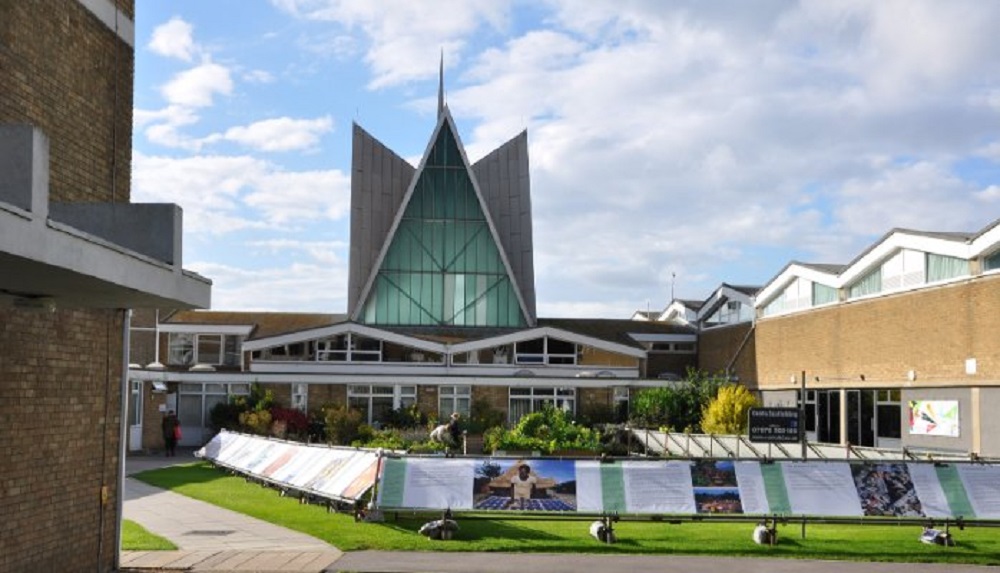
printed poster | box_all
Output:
[908,400,960,437]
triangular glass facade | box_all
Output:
[361,123,526,327]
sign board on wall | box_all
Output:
[747,407,802,443]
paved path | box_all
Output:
[121,452,994,573]
[121,451,341,572]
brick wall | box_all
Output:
[0,308,124,572]
[756,276,999,388]
[698,322,756,385]
[0,0,134,204]
[1,1,136,571]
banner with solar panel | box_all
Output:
[375,456,1000,519]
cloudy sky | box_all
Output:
[132,1,1000,318]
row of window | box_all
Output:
[174,382,625,427]
[764,250,988,318]
[168,333,243,367]
[803,388,901,446]
[244,334,656,366]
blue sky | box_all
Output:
[131,1,1000,317]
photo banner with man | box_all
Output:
[376,456,1000,519]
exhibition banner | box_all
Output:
[197,431,379,502]
[376,456,1000,520]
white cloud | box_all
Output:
[245,239,346,265]
[187,261,348,312]
[161,59,233,108]
[832,161,992,237]
[271,0,509,88]
[148,17,197,61]
[132,152,351,234]
[218,116,334,152]
[243,69,276,84]
[244,169,352,224]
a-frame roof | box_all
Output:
[349,106,535,327]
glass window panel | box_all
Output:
[812,283,838,306]
[197,335,222,364]
[510,387,531,396]
[371,397,394,426]
[168,333,194,366]
[229,384,250,395]
[849,267,882,299]
[926,253,969,282]
[180,383,201,393]
[178,395,201,427]
[986,251,1000,271]
[205,384,225,394]
[877,404,901,438]
[348,385,370,395]
[371,385,394,395]
[348,397,370,424]
[509,398,531,424]
[533,387,555,396]
[223,335,242,366]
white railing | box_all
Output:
[627,429,992,462]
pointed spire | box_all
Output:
[437,49,445,118]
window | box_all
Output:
[703,299,753,326]
[613,387,629,422]
[876,389,901,440]
[926,254,969,282]
[648,341,697,353]
[986,251,1000,272]
[176,382,251,440]
[129,380,141,426]
[197,335,222,364]
[291,383,308,412]
[812,283,838,306]
[803,390,816,433]
[848,267,881,299]
[514,337,578,365]
[347,384,416,426]
[315,333,382,362]
[508,387,575,424]
[168,333,194,365]
[167,333,244,366]
[439,385,471,418]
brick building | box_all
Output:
[753,221,1000,456]
[126,79,697,450]
[0,2,209,571]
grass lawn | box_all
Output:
[133,462,1000,565]
[122,519,177,551]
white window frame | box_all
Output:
[291,383,308,412]
[168,333,244,367]
[514,337,578,365]
[315,333,383,362]
[439,385,471,418]
[347,384,416,425]
[508,386,576,424]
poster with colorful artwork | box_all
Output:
[908,400,960,437]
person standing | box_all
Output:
[162,410,180,457]
[447,412,462,450]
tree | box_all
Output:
[701,384,759,435]
[631,368,729,432]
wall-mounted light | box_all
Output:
[859,374,866,381]
[907,370,917,382]
[789,375,796,384]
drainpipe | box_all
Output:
[114,309,131,570]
